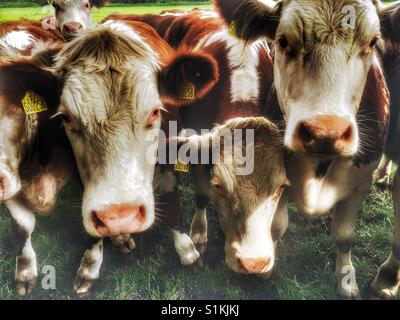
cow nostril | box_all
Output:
[91,211,106,230]
[298,122,314,143]
[138,205,146,220]
[340,125,353,142]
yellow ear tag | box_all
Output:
[229,21,238,37]
[174,159,190,173]
[22,91,48,115]
[178,82,195,100]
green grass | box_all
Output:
[0,4,213,23]
[0,4,398,300]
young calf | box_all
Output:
[180,117,287,275]
[0,47,75,296]
[46,0,108,40]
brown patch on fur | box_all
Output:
[354,64,390,166]
[0,19,63,54]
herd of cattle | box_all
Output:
[0,0,399,299]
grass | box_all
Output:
[0,4,213,23]
[0,3,398,300]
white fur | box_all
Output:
[171,230,200,265]
[202,30,261,103]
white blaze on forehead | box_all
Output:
[201,29,262,103]
[58,22,162,237]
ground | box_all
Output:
[0,4,398,300]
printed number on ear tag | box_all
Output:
[178,82,195,100]
[174,159,190,173]
[22,91,48,114]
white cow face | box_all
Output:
[215,0,383,158]
[48,0,108,40]
[53,23,218,238]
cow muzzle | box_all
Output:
[292,115,357,156]
[237,257,272,274]
[62,22,84,40]
[90,204,146,237]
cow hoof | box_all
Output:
[336,286,361,300]
[73,276,94,295]
[180,248,201,266]
[15,278,37,296]
[111,235,136,254]
[362,283,397,300]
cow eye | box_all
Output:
[277,36,289,50]
[83,2,91,10]
[369,37,378,48]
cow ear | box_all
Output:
[89,0,108,8]
[0,61,62,112]
[214,0,282,41]
[380,1,400,45]
[158,50,219,107]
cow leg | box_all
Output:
[189,165,211,254]
[157,168,201,266]
[6,197,37,296]
[73,239,103,294]
[110,235,136,254]
[368,168,400,299]
[374,154,392,192]
[331,189,369,299]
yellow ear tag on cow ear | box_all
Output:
[22,91,48,115]
[178,82,195,100]
[174,159,190,173]
[229,20,238,37]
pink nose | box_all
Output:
[294,115,355,155]
[62,22,83,34]
[237,257,271,274]
[0,176,9,202]
[91,204,146,237]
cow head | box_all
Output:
[48,0,108,40]
[215,0,389,158]
[182,117,286,274]
[48,23,218,238]
[0,57,61,203]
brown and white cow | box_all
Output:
[214,0,391,298]
[0,19,63,57]
[105,10,289,275]
[45,0,108,40]
[0,46,76,296]
[31,21,217,293]
[366,1,400,300]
